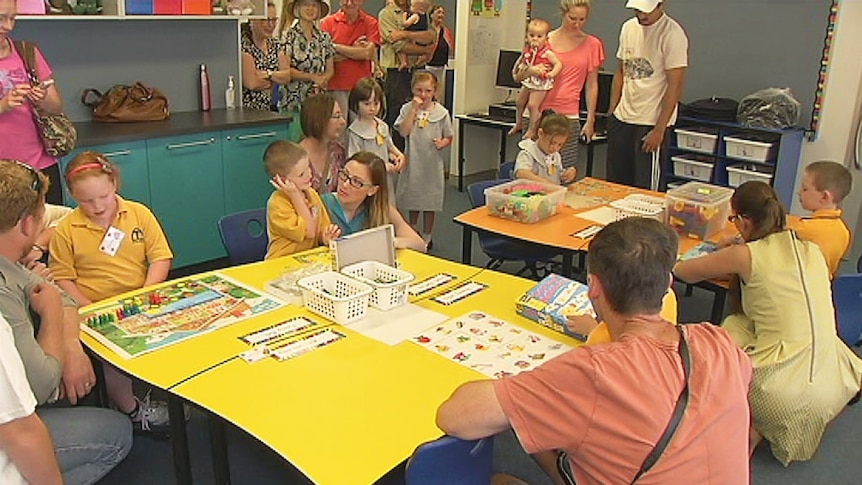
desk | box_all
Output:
[166,251,577,485]
[454,178,735,323]
[455,113,607,191]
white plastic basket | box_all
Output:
[726,163,774,187]
[609,194,666,221]
[724,136,776,162]
[675,128,718,154]
[672,155,714,182]
[297,271,373,324]
[340,261,415,311]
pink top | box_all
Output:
[522,44,554,71]
[541,34,604,117]
[0,39,57,170]
[494,324,753,485]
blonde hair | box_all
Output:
[805,161,852,204]
[560,0,591,14]
[528,18,552,35]
[0,160,49,232]
[65,151,121,192]
[263,140,308,179]
[411,70,438,89]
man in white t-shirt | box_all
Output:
[606,0,688,190]
[0,313,63,485]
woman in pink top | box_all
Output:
[516,0,604,172]
[0,0,67,204]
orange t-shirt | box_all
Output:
[541,34,605,117]
[494,324,752,485]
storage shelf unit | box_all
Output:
[663,117,805,208]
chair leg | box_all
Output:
[487,259,504,271]
[685,284,694,297]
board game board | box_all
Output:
[411,311,571,379]
[80,273,284,359]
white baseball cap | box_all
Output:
[625,0,662,13]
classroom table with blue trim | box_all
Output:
[453,177,737,323]
[163,249,578,485]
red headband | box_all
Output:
[66,162,111,181]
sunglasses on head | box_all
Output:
[11,160,44,193]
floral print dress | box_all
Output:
[240,35,282,111]
[280,22,335,112]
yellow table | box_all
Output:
[170,261,580,485]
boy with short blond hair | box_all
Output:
[790,160,853,277]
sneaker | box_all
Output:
[130,392,171,432]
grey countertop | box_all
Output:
[74,109,293,146]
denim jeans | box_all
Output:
[37,406,133,485]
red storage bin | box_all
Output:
[182,0,210,15]
[154,0,181,14]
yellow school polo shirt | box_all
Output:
[49,196,173,302]
[585,289,679,345]
[265,188,332,260]
[788,208,850,277]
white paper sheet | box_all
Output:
[576,206,618,226]
[342,304,448,346]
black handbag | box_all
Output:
[681,97,739,122]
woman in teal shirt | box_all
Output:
[321,151,427,252]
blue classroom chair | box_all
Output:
[857,253,861,273]
[405,436,494,485]
[467,179,562,279]
[834,273,862,347]
[499,161,516,180]
[217,209,268,265]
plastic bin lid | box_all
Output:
[666,181,734,203]
[331,224,396,270]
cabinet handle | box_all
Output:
[166,138,216,150]
[236,132,277,141]
[102,150,132,157]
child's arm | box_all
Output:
[404,12,420,27]
[433,135,452,150]
[396,100,421,137]
[514,168,555,185]
[47,222,92,306]
[271,176,318,239]
[143,260,171,288]
[388,143,406,172]
[141,207,173,287]
[320,225,341,246]
[561,167,577,185]
[545,51,563,79]
[432,112,454,150]
[54,280,92,307]
[316,203,340,245]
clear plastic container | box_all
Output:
[665,182,734,240]
[485,179,566,224]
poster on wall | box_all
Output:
[472,0,503,17]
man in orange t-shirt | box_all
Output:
[437,218,752,485]
[320,0,381,121]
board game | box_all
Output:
[80,273,284,359]
[412,311,571,379]
[516,274,595,341]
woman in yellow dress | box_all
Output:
[673,181,862,465]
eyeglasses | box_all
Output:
[11,160,43,193]
[263,16,279,23]
[338,169,375,189]
[331,112,345,120]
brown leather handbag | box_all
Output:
[81,83,170,122]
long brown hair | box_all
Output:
[728,181,787,313]
[348,152,391,229]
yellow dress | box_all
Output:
[722,230,862,465]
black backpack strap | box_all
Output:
[631,325,691,483]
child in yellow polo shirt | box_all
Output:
[264,140,341,259]
[49,151,174,431]
[789,161,852,277]
[566,290,679,345]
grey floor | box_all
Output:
[97,152,862,484]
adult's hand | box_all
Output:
[580,119,595,142]
[62,347,96,405]
[28,283,63,320]
[0,84,30,113]
[389,30,407,42]
[641,127,665,153]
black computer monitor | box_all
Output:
[579,71,614,115]
[495,50,523,90]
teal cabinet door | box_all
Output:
[221,124,287,214]
[59,141,151,208]
[146,133,225,268]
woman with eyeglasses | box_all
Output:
[321,151,426,252]
[299,93,347,194]
[673,181,862,465]
[240,2,290,111]
[0,0,66,204]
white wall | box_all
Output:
[452,0,528,176]
[794,0,862,271]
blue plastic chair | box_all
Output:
[467,179,561,279]
[217,209,268,265]
[499,161,516,180]
[405,436,494,485]
[834,273,862,347]
[856,253,861,273]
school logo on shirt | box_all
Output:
[131,228,145,243]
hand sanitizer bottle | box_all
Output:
[225,75,237,109]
